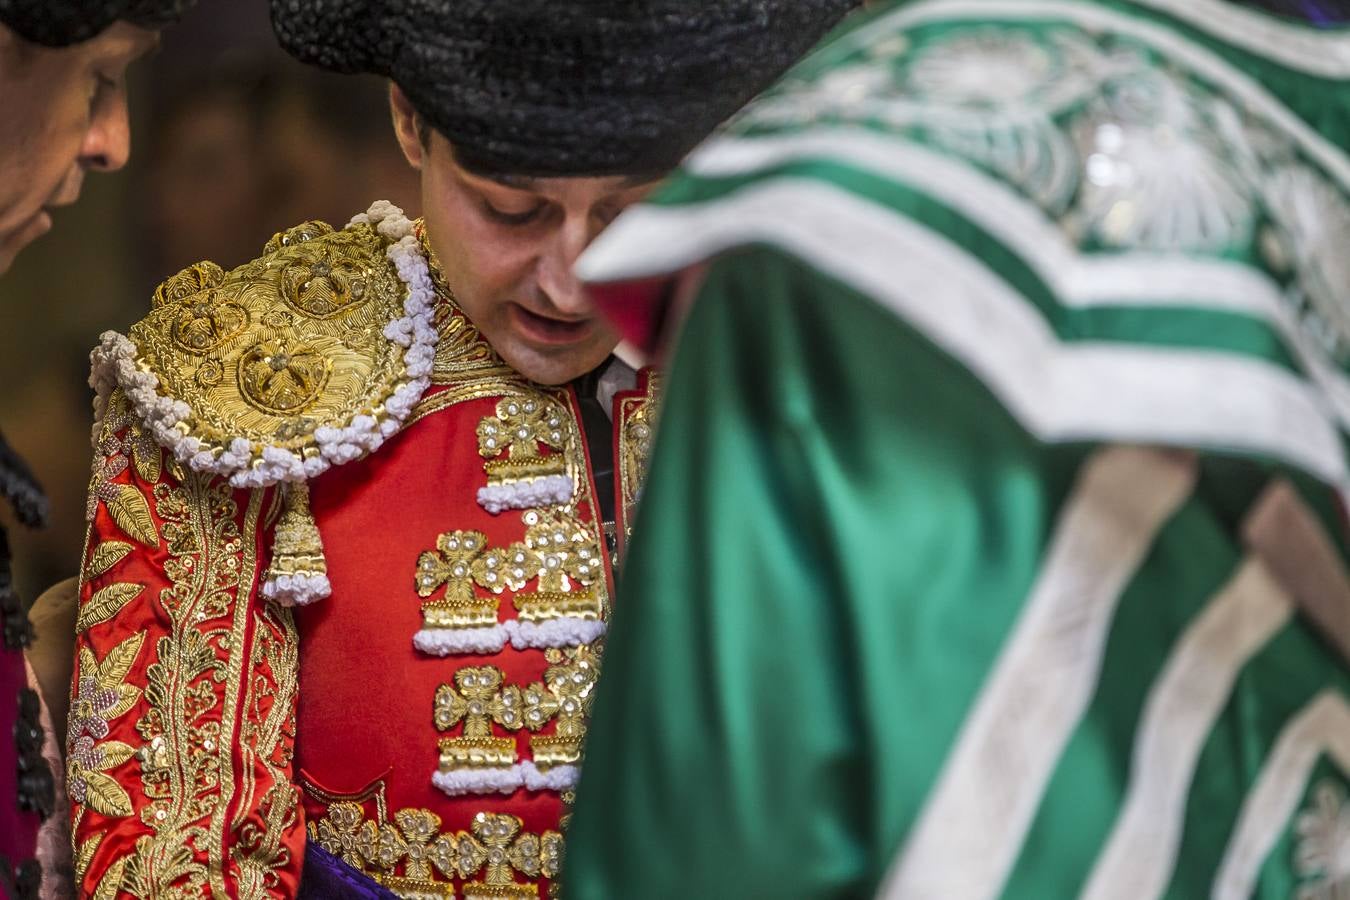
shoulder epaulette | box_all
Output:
[90,200,437,491]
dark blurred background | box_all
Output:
[0,0,420,602]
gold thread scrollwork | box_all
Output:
[616,371,663,554]
[236,339,333,415]
[278,242,375,320]
[170,290,250,354]
[152,261,226,309]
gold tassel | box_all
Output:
[264,482,331,605]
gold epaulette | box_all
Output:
[90,201,437,492]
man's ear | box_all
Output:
[389,81,424,171]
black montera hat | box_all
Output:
[0,0,193,47]
[270,0,858,177]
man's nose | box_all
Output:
[79,91,132,173]
[536,218,597,315]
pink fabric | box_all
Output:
[25,657,69,900]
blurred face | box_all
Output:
[0,22,157,275]
[390,85,658,385]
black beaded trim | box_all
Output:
[14,689,51,821]
[0,431,50,900]
[0,855,40,900]
[0,528,33,652]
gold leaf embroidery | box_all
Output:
[85,541,134,580]
[96,632,147,690]
[97,740,138,769]
[477,395,569,484]
[91,856,128,900]
[77,582,146,632]
[75,833,105,883]
[131,432,162,484]
[82,770,134,818]
[106,485,159,547]
[120,834,209,898]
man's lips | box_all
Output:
[507,302,595,346]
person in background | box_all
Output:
[0,1,192,896]
[566,0,1350,897]
[66,1,855,896]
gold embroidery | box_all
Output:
[95,463,291,899]
[129,220,409,458]
[477,396,569,484]
[170,290,249,353]
[266,482,329,591]
[67,633,145,818]
[527,646,600,770]
[234,599,301,896]
[84,541,134,581]
[74,832,105,884]
[236,339,333,415]
[76,582,145,633]
[92,856,130,900]
[235,783,300,898]
[416,531,520,629]
[277,239,377,320]
[121,472,245,897]
[433,646,601,772]
[458,813,562,899]
[363,808,459,893]
[88,397,160,545]
[311,801,370,869]
[616,371,663,548]
[152,261,226,310]
[309,801,563,899]
[434,667,523,769]
[414,513,606,634]
[512,510,603,622]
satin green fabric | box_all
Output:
[568,252,1081,896]
[564,249,1350,899]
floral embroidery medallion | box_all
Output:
[740,18,1350,366]
[1296,779,1350,900]
[237,339,333,416]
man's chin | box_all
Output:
[498,338,616,386]
[0,212,54,276]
